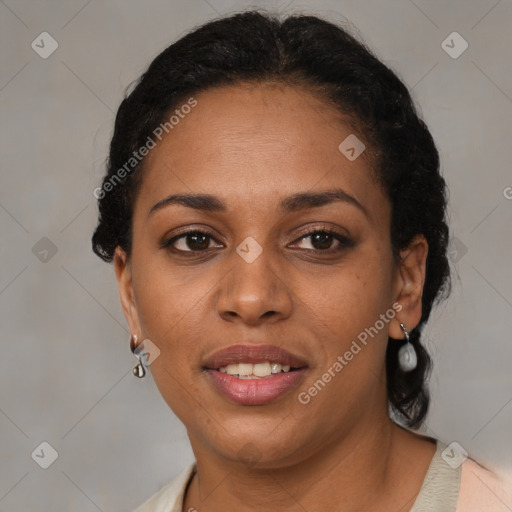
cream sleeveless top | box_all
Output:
[134,440,512,511]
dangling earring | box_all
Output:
[398,323,417,372]
[130,334,146,378]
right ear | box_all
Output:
[114,246,142,337]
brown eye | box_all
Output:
[292,229,351,252]
[163,230,222,252]
[182,232,210,251]
[309,231,335,250]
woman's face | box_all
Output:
[115,82,425,468]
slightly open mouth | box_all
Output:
[207,362,304,379]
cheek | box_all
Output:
[300,252,394,338]
[130,255,213,368]
[132,264,209,418]
[293,261,394,419]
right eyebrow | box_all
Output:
[148,194,226,217]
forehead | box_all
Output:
[136,82,385,220]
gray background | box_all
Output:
[1,0,511,510]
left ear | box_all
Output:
[388,234,428,339]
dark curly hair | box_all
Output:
[92,11,451,429]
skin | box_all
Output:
[115,82,435,511]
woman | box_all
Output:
[92,11,509,512]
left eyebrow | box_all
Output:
[279,188,369,218]
[148,187,368,218]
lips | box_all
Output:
[203,344,308,369]
[203,344,308,406]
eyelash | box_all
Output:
[161,227,352,255]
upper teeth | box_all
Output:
[218,362,291,378]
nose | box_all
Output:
[216,246,293,326]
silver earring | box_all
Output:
[398,323,417,372]
[130,334,146,378]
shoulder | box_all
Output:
[134,463,196,512]
[409,436,511,512]
[456,456,512,512]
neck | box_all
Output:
[184,416,411,512]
